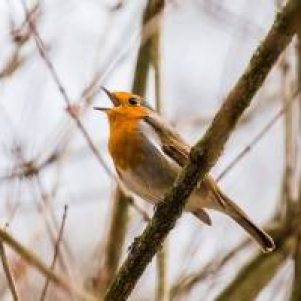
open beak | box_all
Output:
[100,86,120,107]
[94,87,120,112]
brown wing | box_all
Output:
[144,112,190,167]
[144,111,214,224]
[144,111,226,209]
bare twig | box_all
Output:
[170,238,249,299]
[40,205,69,301]
[150,4,169,300]
[290,27,301,301]
[21,0,113,178]
[92,187,132,296]
[217,86,300,181]
[279,52,297,219]
[0,240,19,301]
[216,235,294,301]
[19,1,150,223]
[0,227,96,301]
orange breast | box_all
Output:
[108,117,144,170]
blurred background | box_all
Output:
[0,0,300,300]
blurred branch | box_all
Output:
[0,240,19,301]
[105,1,301,300]
[170,238,249,299]
[0,227,96,301]
[92,0,165,296]
[279,52,296,218]
[4,147,75,280]
[0,3,39,79]
[92,187,131,296]
[0,151,60,183]
[156,246,169,301]
[132,0,165,95]
[175,91,277,129]
[217,86,300,181]
[170,218,286,299]
[290,29,301,301]
[150,7,170,301]
[34,176,74,270]
[40,205,68,301]
[21,0,114,179]
[216,226,294,301]
[0,49,26,79]
[20,0,151,226]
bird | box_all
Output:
[94,87,275,253]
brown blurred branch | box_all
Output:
[151,7,169,300]
[217,86,300,181]
[20,0,151,227]
[0,3,39,79]
[40,205,68,301]
[105,1,301,300]
[175,91,277,129]
[290,28,301,301]
[170,239,249,299]
[0,227,95,301]
[216,225,295,301]
[21,1,114,179]
[92,187,132,296]
[279,52,296,219]
[0,240,19,301]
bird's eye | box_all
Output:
[128,98,139,106]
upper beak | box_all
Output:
[101,86,120,107]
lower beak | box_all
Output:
[93,107,109,112]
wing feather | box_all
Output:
[144,111,190,167]
[144,110,226,209]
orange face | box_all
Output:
[94,89,149,120]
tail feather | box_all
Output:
[217,191,275,253]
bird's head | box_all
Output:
[94,87,149,120]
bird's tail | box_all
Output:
[216,189,275,253]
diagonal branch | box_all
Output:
[0,227,95,301]
[290,26,301,301]
[216,229,294,301]
[104,1,301,300]
[0,240,19,301]
[40,205,69,301]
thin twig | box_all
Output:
[40,205,69,301]
[290,27,301,301]
[170,238,249,299]
[150,3,169,299]
[0,227,96,301]
[217,86,300,181]
[0,240,19,301]
[21,0,113,178]
[20,1,150,222]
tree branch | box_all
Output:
[0,240,19,301]
[104,1,301,300]
[216,232,294,301]
[0,228,95,301]
[290,27,301,301]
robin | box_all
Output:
[94,87,275,252]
